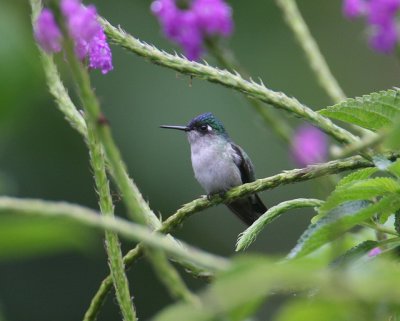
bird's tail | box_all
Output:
[226,194,267,226]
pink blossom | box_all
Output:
[291,125,328,167]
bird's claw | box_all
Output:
[205,191,226,201]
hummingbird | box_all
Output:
[160,112,267,226]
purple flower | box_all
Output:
[34,9,62,53]
[343,0,367,19]
[369,20,398,52]
[61,0,101,43]
[291,125,328,167]
[342,0,400,53]
[151,0,234,60]
[192,0,233,36]
[88,30,113,74]
[368,0,400,25]
[368,247,382,257]
[366,0,400,52]
[34,0,113,74]
[61,0,113,73]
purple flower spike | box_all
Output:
[151,0,233,60]
[369,20,398,53]
[34,9,62,53]
[368,247,382,257]
[343,0,367,19]
[172,11,204,60]
[342,0,400,54]
[89,30,113,74]
[61,0,101,42]
[193,0,233,36]
[368,0,400,25]
[366,0,400,53]
[61,0,113,73]
[33,0,113,73]
[291,125,328,167]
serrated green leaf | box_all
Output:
[388,159,400,177]
[330,240,378,268]
[319,89,400,131]
[288,195,400,259]
[319,177,400,215]
[337,168,378,188]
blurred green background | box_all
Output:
[0,1,399,320]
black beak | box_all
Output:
[160,125,189,131]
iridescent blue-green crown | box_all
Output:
[188,112,227,135]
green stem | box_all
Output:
[31,2,136,319]
[63,34,197,305]
[205,38,293,144]
[332,130,386,159]
[30,18,208,317]
[31,2,87,137]
[236,198,324,251]
[86,120,137,320]
[275,0,370,137]
[275,0,346,103]
[101,18,358,145]
[0,197,229,271]
[362,221,398,237]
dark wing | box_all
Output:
[228,143,267,225]
[230,143,255,184]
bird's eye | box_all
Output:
[199,125,208,131]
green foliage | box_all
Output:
[289,166,400,259]
[151,256,317,321]
[388,159,400,177]
[273,299,369,321]
[318,177,399,215]
[153,255,400,321]
[385,117,400,149]
[330,240,378,268]
[336,167,378,188]
[319,89,400,131]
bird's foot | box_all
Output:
[206,191,226,201]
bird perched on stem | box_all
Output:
[161,112,267,225]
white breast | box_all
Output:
[189,135,242,194]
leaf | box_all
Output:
[388,159,400,178]
[330,240,378,268]
[384,110,400,149]
[319,89,400,131]
[153,254,400,321]
[318,177,400,216]
[151,256,322,321]
[336,168,378,188]
[0,215,97,260]
[288,195,400,259]
[311,169,378,223]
